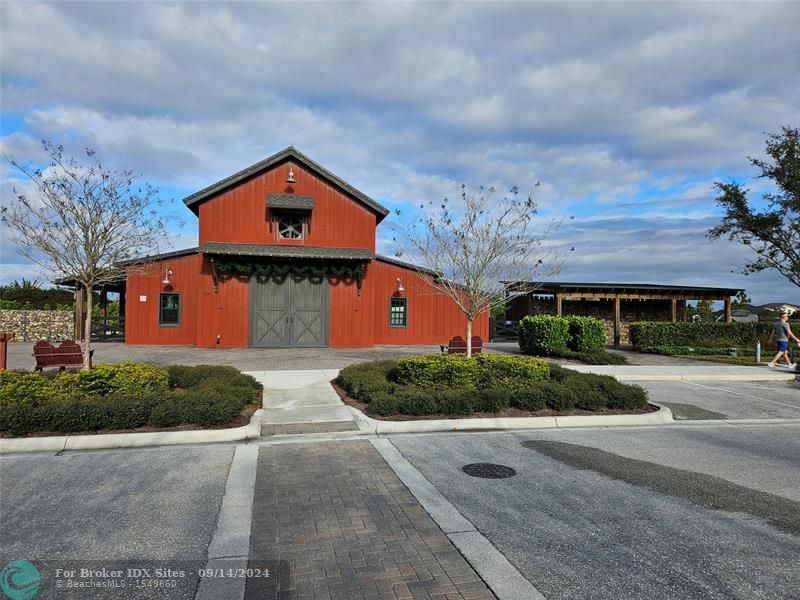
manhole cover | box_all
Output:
[461,463,517,479]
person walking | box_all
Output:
[767,313,799,369]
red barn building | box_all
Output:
[121,147,488,348]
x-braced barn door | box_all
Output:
[249,275,329,347]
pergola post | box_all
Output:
[724,297,732,323]
[555,294,563,317]
[613,296,621,347]
[671,299,677,323]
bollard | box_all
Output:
[755,341,761,364]
[0,331,15,371]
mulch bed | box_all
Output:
[331,381,658,421]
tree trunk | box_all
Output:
[466,318,473,358]
[83,283,93,369]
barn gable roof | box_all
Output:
[183,146,390,222]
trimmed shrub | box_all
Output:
[510,385,548,411]
[518,315,570,355]
[551,349,628,365]
[52,362,169,400]
[396,354,549,391]
[1,363,261,435]
[571,377,607,411]
[167,365,242,388]
[367,392,400,416]
[433,389,472,416]
[567,317,607,352]
[629,322,772,350]
[394,387,439,416]
[470,388,511,413]
[336,360,397,401]
[598,379,648,410]
[474,354,550,390]
[0,371,52,404]
[395,354,480,389]
[545,383,577,411]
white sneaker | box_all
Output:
[767,363,776,368]
[790,363,797,370]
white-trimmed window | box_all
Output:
[277,216,304,240]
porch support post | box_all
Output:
[678,299,687,321]
[613,296,621,347]
[555,294,563,317]
[724,297,732,323]
[671,298,677,323]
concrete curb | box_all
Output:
[612,374,796,382]
[349,403,673,434]
[0,409,264,454]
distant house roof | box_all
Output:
[505,281,743,299]
[201,242,372,261]
[183,146,390,222]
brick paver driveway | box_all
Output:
[246,442,494,600]
[4,342,515,371]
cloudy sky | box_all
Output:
[1,1,798,304]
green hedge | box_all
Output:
[0,364,262,436]
[567,317,607,352]
[518,315,608,356]
[336,358,648,417]
[518,316,570,355]
[394,354,549,390]
[629,322,772,350]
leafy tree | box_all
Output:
[0,279,74,310]
[731,290,752,310]
[708,126,799,288]
[687,299,715,322]
[2,141,170,367]
[396,184,570,356]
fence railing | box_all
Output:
[490,319,518,342]
[90,316,125,341]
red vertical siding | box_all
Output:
[328,274,375,347]
[198,161,376,251]
[195,259,249,348]
[367,259,489,346]
[125,253,200,345]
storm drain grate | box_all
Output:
[461,463,517,479]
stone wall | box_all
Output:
[0,309,74,342]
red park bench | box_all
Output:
[440,335,483,354]
[32,340,92,371]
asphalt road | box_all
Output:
[390,424,800,600]
[0,446,234,599]
[639,380,800,420]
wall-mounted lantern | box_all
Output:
[286,165,296,184]
[161,269,173,286]
[396,277,405,293]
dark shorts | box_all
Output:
[777,340,789,352]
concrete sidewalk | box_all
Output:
[246,369,360,435]
[561,363,798,381]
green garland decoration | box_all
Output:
[214,259,366,279]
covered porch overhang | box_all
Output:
[504,281,745,346]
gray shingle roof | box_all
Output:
[183,147,389,222]
[267,193,314,210]
[201,242,372,260]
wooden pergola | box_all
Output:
[506,282,743,346]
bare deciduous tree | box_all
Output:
[2,140,171,367]
[396,184,570,356]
